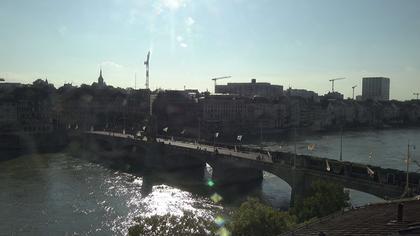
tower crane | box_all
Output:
[212,76,231,92]
[329,78,346,92]
[144,51,150,89]
[352,85,358,100]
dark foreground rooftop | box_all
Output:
[283,198,420,236]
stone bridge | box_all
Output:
[72,131,420,206]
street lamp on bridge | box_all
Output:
[403,141,417,197]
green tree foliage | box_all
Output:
[293,180,350,222]
[228,198,297,236]
[128,211,216,236]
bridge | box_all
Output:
[72,131,420,206]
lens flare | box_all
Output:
[210,193,223,203]
[214,216,225,227]
[216,227,231,236]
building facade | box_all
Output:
[215,79,283,99]
[286,88,319,102]
[362,77,390,101]
[202,94,286,136]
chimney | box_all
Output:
[397,203,404,222]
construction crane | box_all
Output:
[144,51,150,89]
[352,85,358,100]
[414,92,420,100]
[329,78,346,92]
[212,76,231,92]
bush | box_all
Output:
[292,180,350,222]
[128,211,215,236]
[228,198,297,236]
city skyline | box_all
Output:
[1,0,420,100]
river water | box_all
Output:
[1,128,419,235]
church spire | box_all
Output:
[98,68,105,86]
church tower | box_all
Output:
[98,69,105,86]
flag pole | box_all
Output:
[405,140,411,196]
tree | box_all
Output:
[128,211,216,236]
[292,180,350,222]
[228,198,297,236]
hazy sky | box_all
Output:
[1,0,420,100]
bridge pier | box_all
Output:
[290,170,312,207]
[210,159,263,186]
[144,143,206,171]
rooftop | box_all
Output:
[283,198,420,236]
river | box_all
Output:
[0,128,419,235]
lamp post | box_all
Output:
[340,127,343,161]
[404,141,412,196]
[293,126,297,169]
[339,105,345,161]
[198,117,201,141]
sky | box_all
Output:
[1,0,420,100]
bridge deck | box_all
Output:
[88,131,273,163]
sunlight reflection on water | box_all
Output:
[95,168,222,235]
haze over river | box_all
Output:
[1,128,419,235]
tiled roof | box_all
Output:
[283,199,420,236]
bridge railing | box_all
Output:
[275,151,420,193]
[156,134,268,154]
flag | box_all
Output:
[325,160,331,172]
[237,135,243,141]
[215,132,219,138]
[367,166,374,176]
[163,127,168,132]
[307,144,315,151]
[142,126,146,131]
